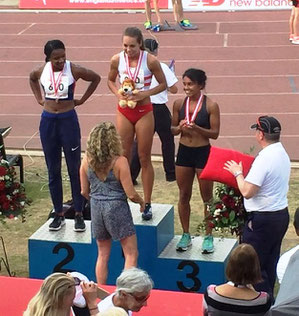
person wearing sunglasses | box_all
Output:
[98,267,153,315]
[224,116,290,301]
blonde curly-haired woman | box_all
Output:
[80,122,144,285]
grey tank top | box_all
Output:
[87,168,127,201]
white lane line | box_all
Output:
[216,22,220,34]
[223,34,228,47]
[17,23,35,35]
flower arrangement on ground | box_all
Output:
[0,159,30,222]
[201,183,246,237]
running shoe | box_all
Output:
[74,214,86,232]
[292,36,299,44]
[151,24,161,32]
[142,203,153,220]
[49,215,65,231]
[202,235,214,254]
[144,21,152,30]
[289,34,294,42]
[176,233,192,252]
[179,19,192,27]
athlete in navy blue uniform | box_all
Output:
[29,39,101,232]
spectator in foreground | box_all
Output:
[203,244,271,316]
[98,267,153,315]
[23,272,78,316]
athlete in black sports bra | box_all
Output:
[171,68,220,254]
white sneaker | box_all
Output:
[292,36,299,44]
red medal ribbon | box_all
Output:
[50,63,65,98]
[185,93,203,125]
[124,51,143,82]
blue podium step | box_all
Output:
[28,203,237,293]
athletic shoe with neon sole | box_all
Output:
[202,235,214,254]
[176,233,192,252]
[179,19,192,27]
[144,21,152,30]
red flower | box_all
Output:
[0,166,6,176]
[215,203,223,210]
[222,195,235,208]
[3,201,10,210]
[0,181,5,191]
[208,222,215,228]
[222,211,229,218]
[0,194,8,203]
[8,214,14,219]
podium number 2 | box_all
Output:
[52,242,74,273]
[177,260,201,292]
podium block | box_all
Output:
[28,203,237,293]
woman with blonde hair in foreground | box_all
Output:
[80,122,144,285]
[23,272,77,316]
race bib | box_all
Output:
[44,75,69,99]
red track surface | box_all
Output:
[0,10,298,159]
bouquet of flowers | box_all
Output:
[204,183,246,237]
[0,159,30,222]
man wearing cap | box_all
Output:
[224,116,290,299]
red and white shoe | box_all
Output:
[292,36,299,44]
[289,34,294,42]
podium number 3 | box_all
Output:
[52,242,74,273]
[177,260,201,292]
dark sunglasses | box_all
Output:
[127,292,150,303]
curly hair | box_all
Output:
[23,273,75,316]
[86,122,122,173]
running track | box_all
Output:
[0,10,298,159]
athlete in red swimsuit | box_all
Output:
[107,27,166,220]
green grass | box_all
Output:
[0,156,298,277]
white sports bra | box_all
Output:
[40,60,75,100]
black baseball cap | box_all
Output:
[250,116,281,134]
[144,39,159,53]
